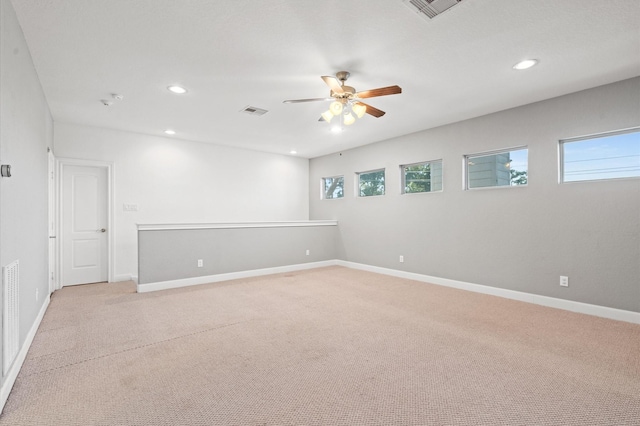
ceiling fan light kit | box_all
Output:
[343,111,355,126]
[321,110,334,123]
[352,103,366,118]
[329,101,343,116]
[284,71,402,128]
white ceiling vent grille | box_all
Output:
[240,106,268,116]
[403,0,464,20]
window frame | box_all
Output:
[559,127,640,184]
[355,168,386,198]
[320,175,345,200]
[400,159,443,195]
[463,146,528,190]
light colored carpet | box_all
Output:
[1,266,639,425]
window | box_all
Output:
[465,147,528,189]
[357,169,385,197]
[322,176,344,199]
[401,160,443,194]
[560,128,640,183]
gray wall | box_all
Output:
[310,77,640,313]
[0,0,52,381]
[138,225,341,284]
[54,123,310,281]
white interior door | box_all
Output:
[62,165,108,286]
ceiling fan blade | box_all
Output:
[356,85,402,99]
[321,76,344,94]
[283,97,332,104]
[355,101,385,118]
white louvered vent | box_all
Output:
[3,260,19,375]
[240,106,269,116]
[403,0,464,20]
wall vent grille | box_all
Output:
[403,0,463,20]
[3,260,19,375]
[240,106,269,116]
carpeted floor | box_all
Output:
[1,266,639,425]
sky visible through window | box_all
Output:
[563,131,640,182]
[509,149,528,176]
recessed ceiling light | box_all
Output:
[290,150,297,155]
[164,129,176,135]
[513,59,538,70]
[167,85,187,94]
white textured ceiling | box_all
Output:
[10,0,640,158]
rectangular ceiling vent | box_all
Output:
[403,0,463,20]
[240,106,268,116]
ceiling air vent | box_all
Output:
[402,0,463,20]
[240,106,268,116]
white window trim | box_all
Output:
[400,159,443,195]
[559,126,640,184]
[463,145,528,191]
[321,175,345,200]
[355,168,386,198]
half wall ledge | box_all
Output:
[137,220,340,288]
[137,220,338,231]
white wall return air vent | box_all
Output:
[403,0,464,20]
[3,260,19,375]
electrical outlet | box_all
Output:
[560,276,569,287]
[197,259,203,268]
[306,249,310,256]
[35,288,39,302]
[399,255,404,263]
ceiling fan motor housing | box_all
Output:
[332,71,355,100]
[336,71,350,82]
[332,86,355,99]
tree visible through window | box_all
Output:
[402,160,442,194]
[322,176,344,199]
[358,169,385,197]
[510,169,528,185]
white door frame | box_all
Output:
[57,157,115,287]
[48,148,57,293]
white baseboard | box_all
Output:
[0,294,50,414]
[336,260,640,325]
[137,258,639,324]
[136,260,337,293]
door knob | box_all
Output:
[100,228,106,233]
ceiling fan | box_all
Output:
[283,71,402,126]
